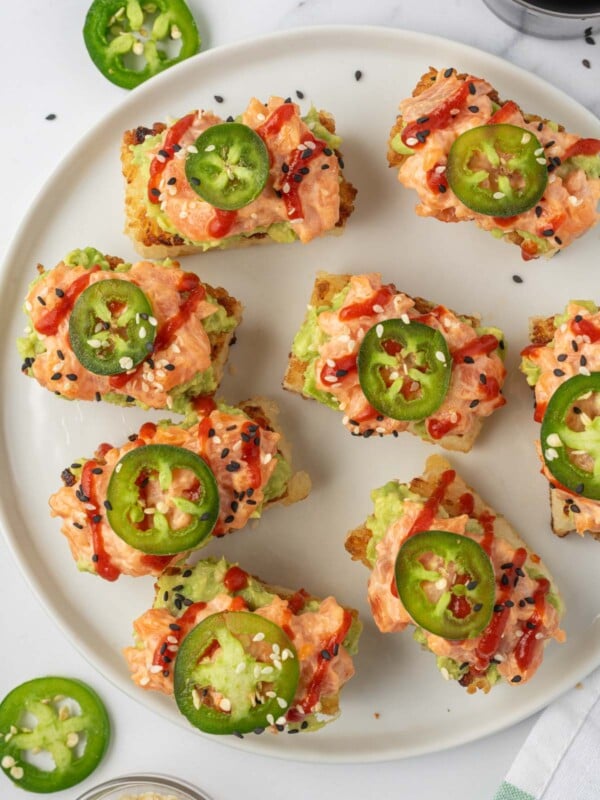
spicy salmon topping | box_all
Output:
[143,97,344,245]
[123,558,360,732]
[389,68,600,260]
[348,455,564,692]
[49,402,291,581]
[19,250,240,412]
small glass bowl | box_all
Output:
[76,774,212,800]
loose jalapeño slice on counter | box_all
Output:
[540,372,600,501]
[106,444,219,554]
[0,676,109,793]
[174,612,299,735]
[185,123,270,210]
[83,0,200,89]
[69,279,156,375]
[395,530,495,640]
[357,319,452,420]
[446,124,548,217]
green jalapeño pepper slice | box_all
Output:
[174,611,299,735]
[185,123,270,211]
[0,676,109,793]
[446,124,548,217]
[83,0,200,90]
[106,444,219,554]
[395,530,495,640]
[540,373,600,500]
[357,319,452,421]
[69,279,156,375]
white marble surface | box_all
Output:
[0,2,598,798]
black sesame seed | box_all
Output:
[221,448,230,458]
[354,69,363,81]
[468,105,480,113]
[299,166,310,175]
[92,467,103,475]
[553,368,565,377]
[552,156,562,167]
[301,148,312,160]
[37,295,46,306]
[282,163,289,173]
[557,353,567,362]
[416,129,430,143]
[73,522,84,530]
[501,574,509,586]
[92,554,99,562]
[158,149,169,158]
[214,95,224,103]
[226,461,241,472]
[468,81,476,95]
[501,562,514,570]
[544,140,556,149]
[150,188,161,197]
[208,428,216,437]
[162,670,170,678]
[580,355,587,366]
[511,675,522,683]
[586,35,596,45]
[288,728,299,734]
[519,599,526,608]
[172,584,184,592]
[479,373,487,385]
[95,391,101,402]
[190,176,200,186]
[493,604,504,612]
[231,501,239,512]
[464,356,474,364]
[160,642,167,655]
[512,274,523,284]
[416,115,430,124]
[246,499,257,506]
[525,597,535,605]
[174,598,183,610]
[163,591,169,602]
[466,580,478,590]
[293,174,303,183]
[363,429,374,438]
[444,68,453,78]
[438,184,447,193]
[534,206,543,218]
[172,144,182,153]
[526,621,537,630]
[321,649,331,660]
[232,731,244,739]
[275,724,285,732]
[572,341,579,353]
[338,157,345,168]
[473,603,483,612]
[575,483,584,494]
[537,122,544,131]
[226,115,234,122]
[469,399,480,408]
[295,90,304,99]
[167,176,177,185]
[583,58,591,68]
[515,568,525,577]
[66,373,77,381]
[200,512,211,521]
[336,369,348,378]
[226,424,237,431]
[169,623,181,631]
[505,600,514,608]
[51,372,61,381]
[247,487,255,497]
[542,229,554,237]
[571,504,581,514]
[45,113,57,120]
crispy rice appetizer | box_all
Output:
[50,398,310,580]
[521,300,600,539]
[346,455,565,693]
[124,557,361,735]
[388,67,600,260]
[18,247,241,414]
[122,97,357,258]
[284,271,506,452]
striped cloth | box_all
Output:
[494,667,600,799]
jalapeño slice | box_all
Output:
[446,124,548,217]
[185,123,269,210]
[357,319,452,421]
[0,677,109,793]
[540,372,600,501]
[69,279,156,375]
[395,530,495,640]
[106,444,219,554]
[83,0,200,90]
[174,611,299,735]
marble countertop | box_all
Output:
[0,2,598,798]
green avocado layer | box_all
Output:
[152,557,362,730]
[17,248,239,415]
[130,106,343,250]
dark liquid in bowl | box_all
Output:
[525,0,600,13]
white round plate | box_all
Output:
[1,26,600,763]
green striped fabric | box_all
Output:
[493,781,535,800]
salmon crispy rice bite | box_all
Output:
[49,398,310,580]
[520,300,600,539]
[346,456,565,693]
[123,557,361,734]
[284,271,506,452]
[18,247,241,414]
[122,97,357,259]
[388,67,600,260]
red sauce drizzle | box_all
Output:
[287,589,309,615]
[474,547,527,664]
[152,600,207,670]
[426,164,449,194]
[520,343,543,359]
[193,396,217,417]
[489,100,520,124]
[35,266,101,336]
[109,272,206,390]
[139,422,157,441]
[299,610,353,714]
[572,316,600,343]
[141,555,173,572]
[427,416,461,440]
[458,492,475,516]
[81,460,120,582]
[319,353,357,386]
[407,469,456,538]
[240,421,262,490]
[148,113,196,204]
[563,137,600,160]
[514,578,550,672]
[197,415,215,454]
[207,209,237,239]
[478,511,496,556]
[401,81,470,147]
[255,103,296,139]
[223,566,249,593]
[339,285,395,321]
[279,135,326,222]
[451,334,499,362]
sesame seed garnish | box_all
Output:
[45,113,57,121]
[354,69,363,81]
[505,600,514,608]
[214,95,224,103]
[586,35,596,45]
[464,356,474,364]
[479,373,487,384]
[295,90,304,99]
[468,105,479,113]
[542,228,554,236]
[571,503,581,514]
[405,137,419,147]
[416,129,430,143]
[473,603,483,612]
[553,368,565,377]
[583,58,591,68]
[66,373,77,381]
[493,604,504,612]
[468,81,476,94]
[512,274,523,284]
[515,567,525,577]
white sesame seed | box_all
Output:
[66,732,79,748]
[305,140,315,150]
[493,191,505,200]
[192,689,201,709]
[167,644,178,653]
[265,690,277,698]
[204,144,216,152]
[326,358,335,367]
[282,182,290,194]
[297,143,307,151]
[219,698,232,712]
[276,716,286,725]
[1,756,15,769]
[116,463,123,473]
[545,433,562,448]
[277,697,287,708]
[545,448,559,461]
[435,351,446,363]
[254,666,261,679]
[261,666,274,675]
[235,662,246,674]
[156,154,166,164]
[119,356,134,370]
[534,147,544,156]
[435,164,446,174]
[138,326,147,338]
[84,503,96,511]
[140,676,150,686]
[10,766,24,781]
[440,667,450,681]
[406,137,419,146]
[375,427,386,434]
[87,339,102,349]
[568,194,582,207]
[150,664,163,674]
[25,300,32,312]
[450,108,460,116]
[373,304,384,313]
[266,714,275,725]
[521,133,531,144]
[257,113,266,121]
[449,412,458,424]
[376,323,384,338]
[132,41,144,56]
[273,659,283,670]
[536,157,547,165]
[435,578,447,590]
[401,313,410,324]
[281,648,294,660]
[535,632,544,640]
[579,366,591,376]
